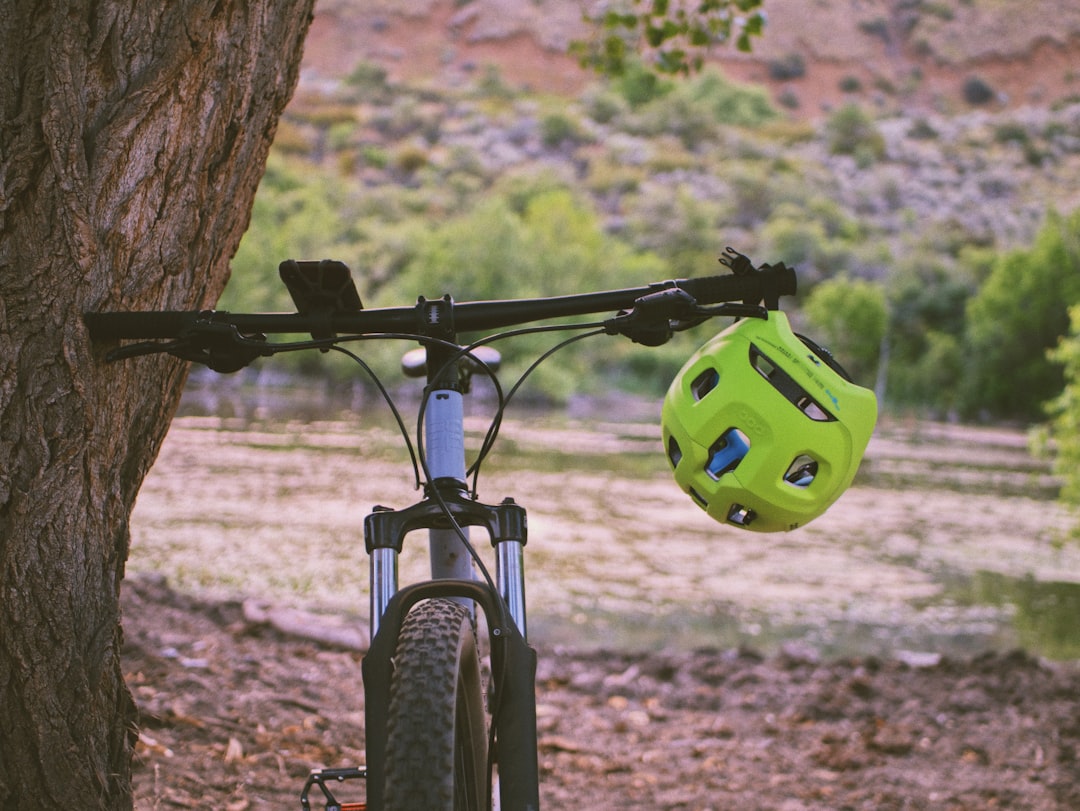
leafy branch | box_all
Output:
[571,0,767,76]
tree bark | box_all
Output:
[0,1,314,807]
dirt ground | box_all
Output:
[124,573,1080,810]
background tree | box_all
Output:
[959,209,1080,420]
[1037,305,1080,538]
[0,2,314,807]
[883,256,975,413]
[801,276,887,390]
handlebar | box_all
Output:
[84,256,796,344]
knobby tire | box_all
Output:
[382,598,488,811]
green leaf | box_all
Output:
[688,25,711,46]
[743,12,765,36]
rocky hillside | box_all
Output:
[303,0,1080,117]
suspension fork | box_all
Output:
[367,315,529,640]
[363,299,540,809]
[362,353,536,809]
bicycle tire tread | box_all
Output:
[382,599,486,810]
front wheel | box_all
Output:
[382,598,488,810]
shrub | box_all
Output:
[802,276,887,386]
[778,88,800,109]
[884,256,975,410]
[540,112,587,149]
[361,145,389,170]
[839,75,863,94]
[342,60,392,103]
[907,118,938,140]
[470,65,519,101]
[585,158,643,195]
[611,60,674,108]
[685,68,778,128]
[767,53,806,81]
[962,75,996,105]
[293,103,358,130]
[582,87,627,124]
[825,104,886,163]
[760,215,852,279]
[393,145,429,175]
[961,208,1080,420]
[858,17,890,41]
[1039,305,1080,536]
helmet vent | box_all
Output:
[750,344,836,423]
[706,428,750,480]
[796,397,831,422]
[689,488,708,509]
[690,368,719,401]
[667,436,683,468]
[727,504,757,526]
[784,455,819,488]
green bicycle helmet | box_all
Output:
[662,311,877,532]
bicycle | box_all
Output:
[86,249,873,810]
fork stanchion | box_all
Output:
[495,538,527,640]
[369,546,398,641]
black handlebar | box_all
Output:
[84,259,796,343]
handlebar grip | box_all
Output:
[83,311,201,340]
[677,262,797,305]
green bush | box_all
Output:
[758,201,861,281]
[622,184,725,278]
[1038,304,1080,536]
[882,254,975,411]
[393,145,429,175]
[540,111,588,148]
[802,276,887,387]
[370,187,674,401]
[581,86,628,124]
[961,208,1080,420]
[614,67,776,146]
[611,60,674,108]
[342,60,392,103]
[679,68,777,128]
[825,104,886,164]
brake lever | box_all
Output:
[604,287,697,346]
[105,341,184,362]
[105,320,271,373]
[682,302,770,323]
[606,287,771,346]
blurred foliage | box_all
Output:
[571,0,766,77]
[375,185,693,400]
[960,209,1080,420]
[620,67,778,145]
[883,254,976,413]
[220,51,1080,422]
[1029,213,1080,535]
[825,104,887,165]
[802,276,887,388]
[1037,305,1080,537]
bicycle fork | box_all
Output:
[360,379,540,811]
[368,384,529,640]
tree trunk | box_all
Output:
[0,2,314,807]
